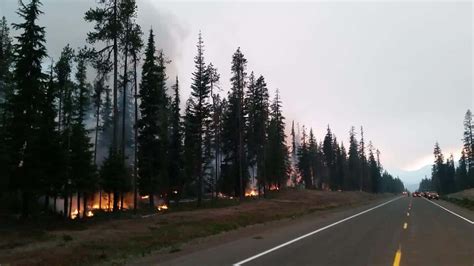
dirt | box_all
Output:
[0,189,385,266]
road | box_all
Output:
[136,196,474,266]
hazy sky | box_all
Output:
[1,0,472,185]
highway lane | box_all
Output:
[137,196,474,266]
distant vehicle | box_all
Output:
[426,192,439,200]
[412,192,421,197]
[402,191,408,195]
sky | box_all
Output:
[1,0,472,185]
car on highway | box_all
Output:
[412,191,421,197]
[426,192,439,200]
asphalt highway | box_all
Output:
[139,196,474,266]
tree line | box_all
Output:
[0,0,402,219]
[419,110,474,194]
[292,124,404,193]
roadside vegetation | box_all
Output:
[0,189,386,265]
[418,110,474,195]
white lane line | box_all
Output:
[233,196,403,266]
[422,197,474,225]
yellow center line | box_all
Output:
[403,222,408,229]
[393,246,402,266]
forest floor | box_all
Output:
[0,189,387,265]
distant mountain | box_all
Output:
[387,165,432,192]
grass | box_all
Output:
[443,197,474,211]
[0,190,383,265]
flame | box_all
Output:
[86,210,94,217]
[269,184,279,191]
[71,209,79,219]
[245,189,258,197]
[157,204,168,211]
[140,195,149,199]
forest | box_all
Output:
[418,110,474,194]
[0,0,405,219]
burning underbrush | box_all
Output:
[45,192,169,219]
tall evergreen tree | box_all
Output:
[70,48,96,218]
[308,129,318,188]
[265,89,289,190]
[222,48,248,198]
[463,110,474,187]
[7,0,48,217]
[359,126,369,191]
[367,142,380,193]
[298,126,311,188]
[431,142,445,194]
[208,62,221,198]
[246,74,269,193]
[0,16,13,196]
[0,16,13,110]
[137,30,169,207]
[169,77,184,200]
[323,126,335,189]
[187,32,212,205]
[347,126,360,190]
[455,149,469,190]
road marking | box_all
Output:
[403,222,407,229]
[422,197,474,225]
[233,196,403,266]
[392,246,402,266]
[407,212,410,217]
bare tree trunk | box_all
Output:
[77,192,81,218]
[68,193,73,218]
[83,193,87,218]
[112,0,118,152]
[133,53,138,212]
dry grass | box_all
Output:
[0,189,382,265]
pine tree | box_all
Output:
[246,74,269,194]
[367,142,379,193]
[455,149,469,191]
[129,23,143,211]
[169,77,184,201]
[431,142,445,194]
[118,0,138,160]
[323,126,335,189]
[463,110,474,187]
[0,16,13,196]
[38,63,64,212]
[7,0,48,217]
[188,32,212,205]
[222,48,248,198]
[359,126,369,191]
[137,30,169,207]
[347,126,360,191]
[208,63,221,198]
[85,0,121,152]
[308,129,318,188]
[291,121,296,159]
[0,16,13,111]
[70,48,96,218]
[265,89,289,190]
[298,126,311,188]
